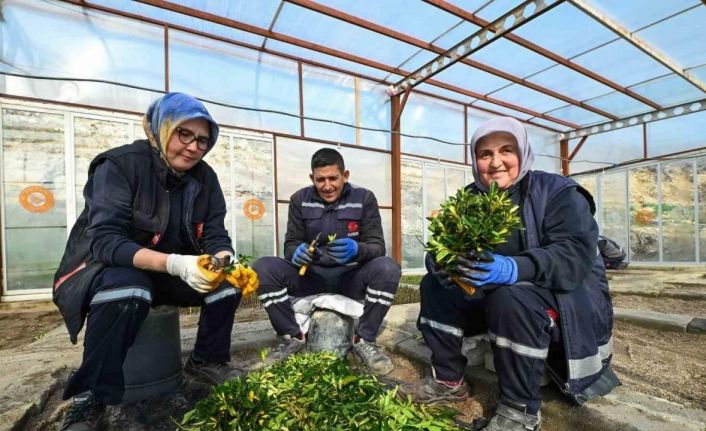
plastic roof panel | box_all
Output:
[635,6,706,69]
[396,50,445,74]
[527,64,615,101]
[628,74,706,107]
[543,105,609,126]
[415,83,476,105]
[314,0,465,44]
[584,0,700,32]
[488,84,567,114]
[266,39,389,80]
[89,0,266,46]
[431,21,482,51]
[526,117,571,133]
[474,0,525,22]
[471,38,555,79]
[583,91,653,118]
[433,62,512,95]
[470,100,533,120]
[572,39,671,88]
[512,2,616,59]
[273,3,421,67]
[169,0,282,29]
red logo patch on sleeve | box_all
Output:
[348,221,359,233]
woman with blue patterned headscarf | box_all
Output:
[54,93,251,429]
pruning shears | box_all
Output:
[299,232,321,276]
[210,255,233,269]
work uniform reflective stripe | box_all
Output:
[420,317,464,338]
[568,336,614,380]
[90,287,152,305]
[364,295,392,306]
[205,287,238,304]
[337,203,362,209]
[488,331,549,359]
[258,287,289,308]
[367,287,395,299]
[302,202,324,208]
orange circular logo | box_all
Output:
[243,198,266,221]
[634,208,654,226]
[19,185,55,213]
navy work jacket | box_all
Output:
[53,140,232,343]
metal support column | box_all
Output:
[391,94,402,264]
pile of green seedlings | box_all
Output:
[177,352,465,430]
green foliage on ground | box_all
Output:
[177,352,463,431]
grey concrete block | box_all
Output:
[613,307,694,332]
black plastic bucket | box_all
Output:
[122,305,183,403]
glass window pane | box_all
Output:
[202,134,233,252]
[169,31,300,135]
[698,156,706,262]
[600,171,628,255]
[1,0,164,113]
[2,108,66,292]
[527,126,560,174]
[74,117,130,213]
[233,136,275,260]
[358,78,391,151]
[661,162,695,262]
[402,94,464,162]
[647,111,706,158]
[446,168,466,197]
[380,209,392,258]
[401,160,424,270]
[629,166,659,262]
[277,203,288,257]
[276,138,391,206]
[302,65,356,145]
[569,126,643,174]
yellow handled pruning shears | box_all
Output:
[299,232,321,276]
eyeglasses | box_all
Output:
[175,127,211,151]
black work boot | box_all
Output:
[475,397,541,431]
[184,353,243,386]
[352,336,394,375]
[256,333,306,369]
[59,391,105,431]
[399,374,471,405]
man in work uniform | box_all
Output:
[253,148,401,374]
[53,93,248,430]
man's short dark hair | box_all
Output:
[311,148,345,173]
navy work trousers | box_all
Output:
[252,256,400,342]
[63,267,241,404]
[418,273,561,414]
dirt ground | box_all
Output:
[3,295,705,429]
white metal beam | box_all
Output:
[559,98,706,139]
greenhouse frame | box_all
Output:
[2,0,705,300]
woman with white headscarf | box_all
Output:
[401,117,618,431]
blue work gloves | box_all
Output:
[291,242,314,267]
[425,253,456,290]
[327,238,359,264]
[456,253,518,287]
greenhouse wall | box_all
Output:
[573,153,706,264]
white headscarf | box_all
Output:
[469,116,535,192]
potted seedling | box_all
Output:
[425,182,522,296]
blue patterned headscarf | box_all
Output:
[142,92,219,175]
[470,116,535,192]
